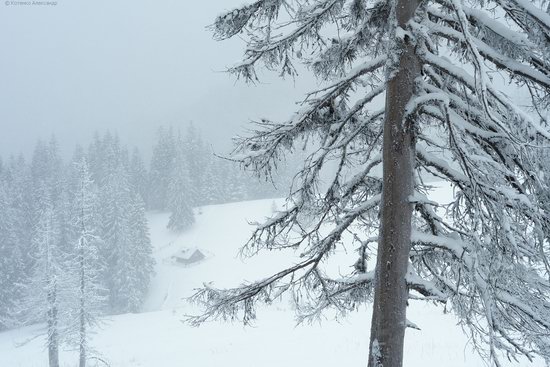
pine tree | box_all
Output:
[100,159,132,313]
[30,137,63,204]
[86,132,105,185]
[167,144,195,232]
[226,165,248,203]
[182,123,204,206]
[56,185,74,255]
[100,157,155,313]
[1,155,36,328]
[202,157,225,205]
[149,126,176,210]
[125,193,155,312]
[26,187,64,367]
[87,132,125,189]
[191,1,550,366]
[67,158,105,367]
[129,148,149,207]
[107,192,155,313]
[0,179,26,330]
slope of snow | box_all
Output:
[0,194,543,367]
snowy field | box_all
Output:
[0,191,543,367]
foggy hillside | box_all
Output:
[3,1,550,367]
[0,198,543,367]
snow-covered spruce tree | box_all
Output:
[0,178,26,330]
[30,137,64,207]
[202,157,225,204]
[4,155,35,301]
[149,126,177,210]
[190,1,550,366]
[129,148,150,208]
[183,123,208,207]
[105,190,154,313]
[167,143,195,232]
[124,192,155,312]
[99,159,133,313]
[87,132,109,186]
[26,187,64,367]
[86,133,155,313]
[67,158,105,367]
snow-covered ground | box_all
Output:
[0,193,543,366]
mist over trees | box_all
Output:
[67,159,105,367]
[0,124,295,350]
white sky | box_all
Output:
[0,0,314,158]
[0,0,536,160]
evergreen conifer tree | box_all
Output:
[167,144,195,232]
[149,126,176,210]
[66,158,105,367]
[191,1,550,366]
[0,179,26,330]
[129,148,149,207]
[125,193,155,312]
[26,187,64,367]
[100,160,132,313]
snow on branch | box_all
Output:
[406,264,448,302]
[187,260,376,326]
[411,230,470,258]
[417,14,550,88]
[211,1,265,40]
[198,0,550,362]
[232,56,386,175]
[500,0,550,33]
[223,0,347,80]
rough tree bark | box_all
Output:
[367,0,421,366]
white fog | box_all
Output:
[1,1,550,367]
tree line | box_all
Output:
[0,124,293,366]
[146,124,292,231]
[0,135,155,366]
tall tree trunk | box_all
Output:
[79,311,86,367]
[367,1,420,366]
[48,287,59,367]
[79,240,86,367]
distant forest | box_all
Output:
[0,124,294,332]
